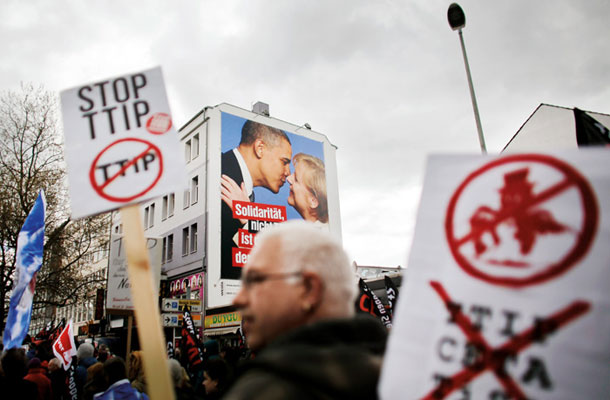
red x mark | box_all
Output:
[422,281,590,400]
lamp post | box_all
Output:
[448,3,487,154]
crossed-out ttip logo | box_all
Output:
[445,154,598,288]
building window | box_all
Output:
[166,234,174,262]
[190,223,198,253]
[168,193,175,217]
[191,176,199,205]
[185,140,192,163]
[144,206,149,229]
[183,189,190,209]
[192,134,200,159]
[162,237,167,263]
[149,203,155,228]
[162,196,168,220]
[182,227,190,256]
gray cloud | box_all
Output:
[1,0,608,267]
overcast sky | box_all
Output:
[1,0,608,268]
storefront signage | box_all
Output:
[204,311,241,328]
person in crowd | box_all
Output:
[219,345,241,376]
[83,362,107,400]
[127,351,147,395]
[76,343,98,398]
[0,347,39,398]
[93,357,148,400]
[220,120,292,280]
[167,359,196,400]
[286,153,328,225]
[47,358,67,400]
[224,221,387,399]
[202,358,231,400]
[203,339,220,361]
[97,344,110,363]
[24,357,53,400]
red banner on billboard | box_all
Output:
[232,247,251,267]
[232,201,286,222]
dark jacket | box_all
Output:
[76,357,98,397]
[0,375,39,400]
[221,149,247,281]
[223,315,387,400]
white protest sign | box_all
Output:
[379,150,610,399]
[60,67,186,219]
[106,234,162,312]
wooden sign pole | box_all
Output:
[120,205,175,400]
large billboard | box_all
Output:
[206,104,340,308]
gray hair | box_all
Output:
[77,343,94,361]
[167,359,183,387]
[252,220,357,315]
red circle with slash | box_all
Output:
[89,137,164,203]
[445,154,597,287]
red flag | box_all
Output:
[52,319,77,370]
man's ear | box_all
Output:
[300,271,324,313]
[254,138,265,159]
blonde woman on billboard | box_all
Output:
[286,153,328,225]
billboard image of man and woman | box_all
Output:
[220,112,328,280]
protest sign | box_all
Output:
[60,67,186,219]
[379,150,610,399]
[61,68,179,400]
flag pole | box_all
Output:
[120,204,175,400]
[458,28,487,154]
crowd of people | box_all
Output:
[1,221,387,399]
[0,338,237,400]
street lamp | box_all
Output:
[448,3,487,154]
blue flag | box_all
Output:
[3,190,46,349]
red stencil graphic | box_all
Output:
[445,154,597,288]
[422,281,590,400]
[89,137,163,203]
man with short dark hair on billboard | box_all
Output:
[221,120,292,280]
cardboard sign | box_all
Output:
[60,67,186,219]
[106,234,162,312]
[379,150,610,399]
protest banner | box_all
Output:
[61,68,179,400]
[379,150,610,399]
